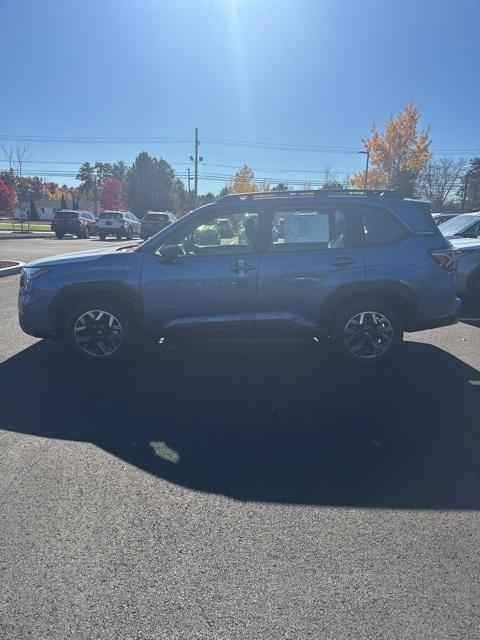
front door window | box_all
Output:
[163,211,259,257]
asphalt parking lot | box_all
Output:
[1,238,480,639]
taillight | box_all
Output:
[430,248,468,271]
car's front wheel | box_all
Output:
[55,232,64,239]
[64,297,136,363]
[330,302,403,364]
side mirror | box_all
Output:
[158,244,183,264]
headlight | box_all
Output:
[22,266,52,283]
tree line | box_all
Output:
[1,103,480,218]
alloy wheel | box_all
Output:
[343,310,394,359]
[73,309,123,357]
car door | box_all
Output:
[462,219,480,239]
[140,207,263,337]
[255,205,365,334]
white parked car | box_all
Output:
[97,211,141,240]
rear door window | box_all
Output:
[270,209,348,251]
[358,207,407,245]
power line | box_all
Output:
[1,133,478,156]
[0,134,191,144]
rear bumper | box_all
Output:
[51,225,82,234]
[98,225,126,234]
[408,297,460,332]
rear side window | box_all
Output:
[359,207,407,245]
[146,214,169,222]
[100,212,122,219]
[54,211,77,220]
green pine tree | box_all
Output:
[29,200,39,220]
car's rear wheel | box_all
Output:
[116,230,123,240]
[83,226,90,239]
[330,302,403,364]
[55,232,64,239]
[99,233,107,241]
[126,226,133,240]
[64,297,136,363]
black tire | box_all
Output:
[99,233,107,241]
[55,232,64,239]
[83,226,90,239]
[126,226,133,240]
[116,230,123,240]
[330,301,403,365]
[64,296,137,363]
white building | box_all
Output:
[14,198,95,220]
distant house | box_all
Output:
[14,197,96,220]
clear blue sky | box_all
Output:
[1,0,479,193]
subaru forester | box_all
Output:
[19,190,460,364]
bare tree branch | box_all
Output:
[417,157,466,210]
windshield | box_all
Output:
[144,214,169,222]
[99,212,122,219]
[440,214,480,236]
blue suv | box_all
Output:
[19,190,460,364]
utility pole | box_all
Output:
[359,149,370,193]
[187,168,191,194]
[189,128,203,207]
[461,171,470,212]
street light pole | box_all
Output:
[359,150,370,193]
[461,171,470,212]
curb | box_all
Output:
[0,233,54,240]
[0,261,25,277]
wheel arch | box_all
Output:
[320,282,419,332]
[48,282,144,337]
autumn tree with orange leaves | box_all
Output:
[350,103,431,197]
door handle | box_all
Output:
[231,260,256,273]
[332,256,356,267]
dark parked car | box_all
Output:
[20,189,460,365]
[51,210,97,239]
[140,211,176,240]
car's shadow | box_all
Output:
[1,338,479,509]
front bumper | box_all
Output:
[18,276,59,339]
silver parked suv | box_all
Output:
[19,190,460,364]
[97,211,141,240]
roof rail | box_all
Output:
[216,189,402,202]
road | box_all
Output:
[1,238,480,639]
